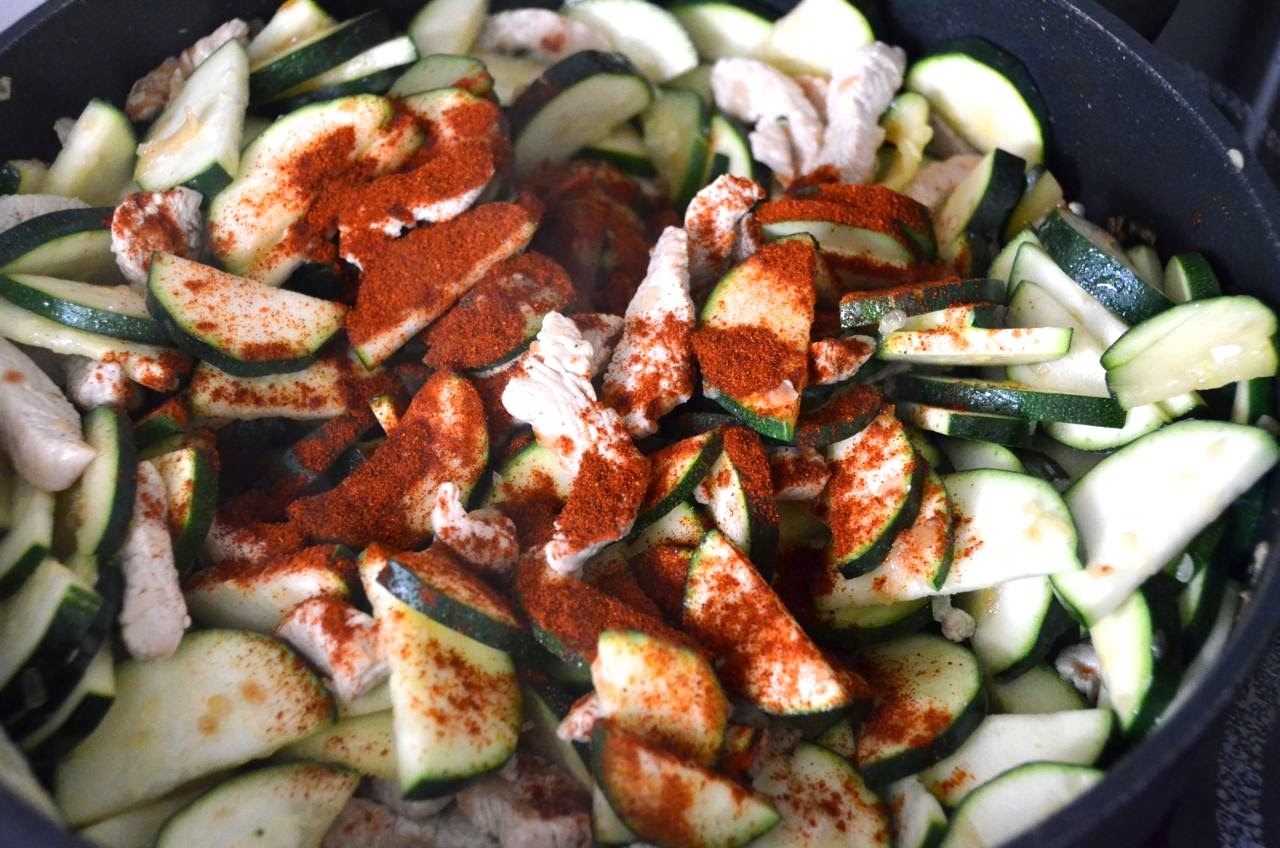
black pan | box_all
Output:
[2,1,1279,845]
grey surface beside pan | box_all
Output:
[2,0,1280,845]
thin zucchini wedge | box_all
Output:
[149,444,216,574]
[989,228,1039,286]
[43,100,136,205]
[1036,208,1172,323]
[188,356,353,422]
[1126,244,1163,290]
[672,2,771,62]
[249,11,392,104]
[706,113,753,180]
[1004,167,1064,241]
[895,402,1035,446]
[410,0,487,54]
[509,51,654,177]
[878,325,1072,366]
[1005,278,1111,397]
[185,545,351,633]
[935,148,1026,246]
[563,0,698,82]
[147,253,346,377]
[1162,252,1221,303]
[839,277,1005,329]
[0,273,167,344]
[878,92,933,191]
[592,722,781,848]
[276,711,396,781]
[890,374,1127,428]
[0,207,117,283]
[641,87,710,208]
[854,633,986,786]
[0,476,54,596]
[75,783,215,848]
[906,37,1049,165]
[635,430,722,533]
[1090,589,1181,736]
[266,36,420,112]
[760,0,873,76]
[939,469,1081,594]
[888,776,949,848]
[940,763,1102,848]
[248,0,336,63]
[811,597,933,647]
[988,663,1086,714]
[391,53,493,97]
[753,742,890,847]
[693,427,778,567]
[522,676,593,791]
[918,709,1112,806]
[793,383,883,449]
[581,123,657,177]
[154,762,358,848]
[136,39,249,196]
[937,435,1025,473]
[18,643,114,763]
[60,404,137,562]
[1052,420,1278,626]
[0,160,47,195]
[54,629,335,826]
[958,575,1071,679]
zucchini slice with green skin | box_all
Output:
[563,0,698,82]
[811,597,933,647]
[1004,167,1063,241]
[693,427,778,568]
[989,227,1039,286]
[0,207,117,283]
[249,11,392,104]
[758,198,920,271]
[794,383,883,449]
[592,722,781,848]
[76,782,215,848]
[364,562,521,799]
[591,629,729,766]
[706,113,753,180]
[522,676,594,791]
[0,476,54,596]
[266,35,420,113]
[0,273,167,344]
[1052,420,1278,626]
[136,39,249,197]
[887,776,949,848]
[939,469,1081,594]
[825,408,925,578]
[369,543,531,656]
[939,763,1102,848]
[878,325,1073,366]
[1005,278,1111,397]
[672,2,771,61]
[636,430,722,532]
[410,0,488,54]
[695,239,816,441]
[988,663,1086,714]
[481,440,574,509]
[642,87,710,209]
[752,742,890,848]
[132,396,190,457]
[391,53,493,97]
[891,374,1127,428]
[854,633,987,786]
[248,0,335,63]
[61,404,137,562]
[626,501,707,555]
[509,51,654,178]
[1100,295,1278,409]
[276,711,397,781]
[154,762,359,848]
[839,278,1005,329]
[53,630,335,826]
[581,123,657,177]
[147,253,346,378]
[594,782,639,845]
[878,92,933,191]
[957,575,1072,679]
[905,37,1049,166]
[18,643,114,763]
[187,357,353,422]
[149,444,216,575]
[185,546,352,633]
[937,435,1026,473]
[760,0,873,76]
[1163,252,1221,303]
[43,100,136,205]
[686,529,870,716]
[0,160,47,195]
[1036,209,1172,323]
[935,148,1027,246]
[1090,589,1180,737]
[1126,244,1163,291]
[895,402,1035,446]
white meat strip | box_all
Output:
[794,75,829,121]
[902,154,983,212]
[276,596,388,705]
[683,175,766,290]
[570,313,624,378]
[110,187,205,290]
[815,42,907,183]
[810,336,875,385]
[474,9,610,63]
[324,798,495,848]
[430,482,519,576]
[0,338,95,492]
[118,461,190,660]
[0,194,88,235]
[456,755,591,848]
[1056,643,1104,704]
[555,692,602,744]
[711,58,824,180]
[602,226,696,437]
[62,356,139,411]
[125,19,251,121]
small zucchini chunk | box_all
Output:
[635,430,723,533]
[940,763,1102,848]
[149,443,216,576]
[147,253,346,377]
[591,629,729,766]
[154,761,359,848]
[592,722,780,848]
[693,426,778,569]
[752,741,891,847]
[277,711,397,782]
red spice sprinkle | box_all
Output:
[551,445,649,557]
[628,545,693,623]
[2,370,23,383]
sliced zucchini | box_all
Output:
[988,663,1086,714]
[1162,252,1221,303]
[958,575,1070,679]
[707,113,754,180]
[906,37,1048,165]
[1004,167,1063,241]
[753,742,890,847]
[0,207,117,283]
[1126,244,1163,291]
[154,762,358,848]
[276,711,397,781]
[811,597,933,646]
[1005,278,1111,397]
[471,52,547,105]
[185,545,351,633]
[1036,208,1171,324]
[581,123,657,177]
[563,0,698,82]
[509,51,654,177]
[878,92,933,191]
[147,253,346,377]
[672,2,771,61]
[17,644,114,762]
[54,629,335,826]
[854,633,986,785]
[391,53,492,97]
[481,440,574,509]
[149,444,216,574]
[522,677,593,791]
[268,36,418,112]
[685,529,867,716]
[593,782,639,845]
[1089,590,1178,736]
[759,201,917,271]
[0,475,55,596]
[409,0,488,54]
[891,374,1127,428]
[1052,420,1277,626]
[878,325,1072,366]
[939,469,1081,594]
[43,100,136,205]
[895,402,1035,446]
[760,0,873,76]
[635,430,722,533]
[794,383,883,449]
[887,776,949,848]
[0,273,165,344]
[136,39,249,196]
[641,87,710,208]
[988,228,1039,286]
[188,356,353,421]
[1100,295,1278,409]
[839,277,1004,329]
[934,148,1026,246]
[940,763,1102,848]
[60,404,137,562]
[249,11,391,104]
[248,0,337,64]
[937,435,1026,473]
[592,722,780,848]
[76,783,214,848]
